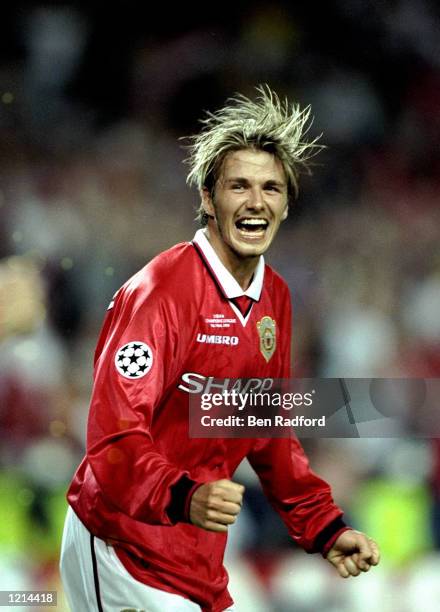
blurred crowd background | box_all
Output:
[1,1,440,610]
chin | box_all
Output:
[233,242,267,258]
[231,230,276,257]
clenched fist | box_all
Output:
[326,530,380,578]
[189,479,245,533]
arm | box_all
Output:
[247,436,347,552]
[246,283,346,552]
[86,282,199,525]
[245,279,380,570]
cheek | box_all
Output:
[213,199,235,224]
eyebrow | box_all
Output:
[224,177,286,187]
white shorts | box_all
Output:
[59,507,235,612]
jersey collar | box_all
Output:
[192,229,265,301]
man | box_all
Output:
[60,85,380,612]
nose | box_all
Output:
[246,188,264,211]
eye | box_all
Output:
[231,184,246,192]
[265,185,280,192]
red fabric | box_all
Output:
[67,238,343,612]
[231,295,253,315]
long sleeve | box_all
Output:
[85,280,194,525]
[246,280,345,553]
[247,436,345,552]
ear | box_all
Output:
[281,204,288,221]
[201,188,215,218]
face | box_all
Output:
[202,149,289,263]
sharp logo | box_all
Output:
[178,372,273,394]
[196,333,239,345]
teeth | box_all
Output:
[239,219,268,227]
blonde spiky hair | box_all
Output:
[183,84,322,225]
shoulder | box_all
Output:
[264,264,291,297]
[263,264,292,323]
[115,241,201,310]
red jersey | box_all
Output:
[68,229,345,612]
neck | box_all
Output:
[204,227,259,291]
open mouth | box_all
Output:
[235,218,269,237]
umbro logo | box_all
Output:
[196,333,239,345]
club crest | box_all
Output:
[256,316,276,362]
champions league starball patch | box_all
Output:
[115,341,153,379]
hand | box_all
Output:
[189,479,244,533]
[326,530,380,578]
